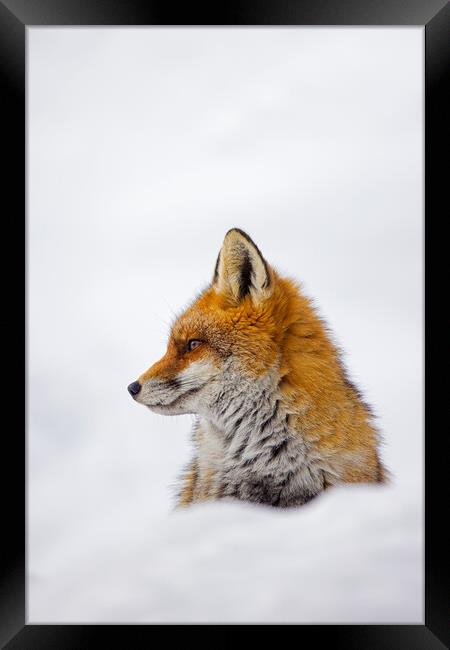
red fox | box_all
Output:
[128,228,387,507]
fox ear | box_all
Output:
[212,228,272,303]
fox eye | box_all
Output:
[187,339,202,352]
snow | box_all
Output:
[29,478,422,623]
[28,27,423,623]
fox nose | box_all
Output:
[128,381,141,397]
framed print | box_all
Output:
[1,0,448,646]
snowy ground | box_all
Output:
[29,481,422,623]
[28,28,423,623]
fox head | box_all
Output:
[128,228,314,426]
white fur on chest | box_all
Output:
[196,418,226,477]
[190,366,334,506]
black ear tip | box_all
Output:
[225,228,254,244]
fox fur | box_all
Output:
[129,228,387,508]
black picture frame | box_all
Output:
[1,0,448,646]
